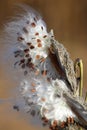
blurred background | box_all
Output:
[0,0,87,130]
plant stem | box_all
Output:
[85,92,87,102]
[79,59,83,97]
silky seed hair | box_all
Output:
[3,4,79,128]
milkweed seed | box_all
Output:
[17,36,24,41]
[30,45,35,49]
[31,22,36,27]
[25,54,29,57]
[23,27,28,33]
[37,39,41,43]
[41,26,43,30]
[31,83,36,87]
[24,49,29,53]
[36,55,40,59]
[37,43,42,47]
[21,64,25,69]
[43,35,47,38]
[41,70,47,76]
[20,59,25,63]
[28,58,32,62]
[34,17,37,22]
[31,88,36,92]
[41,98,46,102]
[35,32,39,36]
[27,42,32,46]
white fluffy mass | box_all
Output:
[4,5,76,125]
[21,77,75,123]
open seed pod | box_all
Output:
[4,4,87,130]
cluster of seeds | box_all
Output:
[13,8,76,129]
[14,14,53,77]
[41,116,75,130]
[21,77,76,130]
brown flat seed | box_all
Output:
[28,58,32,62]
[34,17,37,22]
[20,59,25,63]
[37,39,41,43]
[15,54,19,57]
[43,35,47,38]
[30,45,34,49]
[42,70,47,76]
[35,32,39,36]
[27,42,32,46]
[17,36,24,41]
[37,43,42,47]
[28,63,35,69]
[42,117,45,120]
[36,55,40,59]
[25,54,29,57]
[23,27,28,33]
[21,64,25,69]
[44,118,48,123]
[31,22,36,27]
[31,83,36,87]
[42,117,47,121]
[41,98,46,102]
[24,49,29,53]
[41,26,43,30]
[31,88,36,92]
